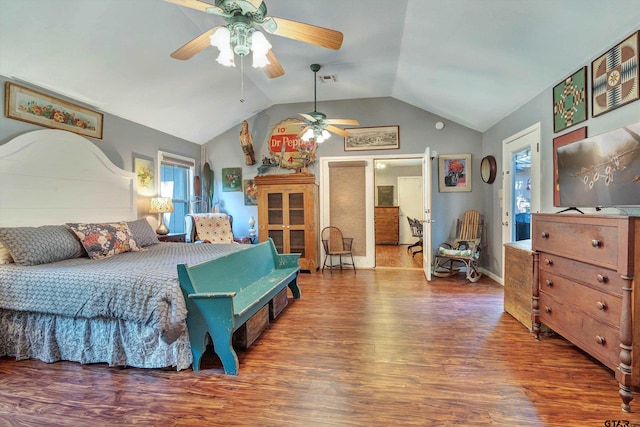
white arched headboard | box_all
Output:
[0,129,137,226]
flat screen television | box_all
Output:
[554,121,640,208]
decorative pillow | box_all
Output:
[193,215,233,243]
[0,225,86,266]
[66,222,143,259]
[127,218,160,247]
[0,241,15,264]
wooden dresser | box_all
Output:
[374,206,399,245]
[531,213,640,412]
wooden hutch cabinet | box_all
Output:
[255,173,319,271]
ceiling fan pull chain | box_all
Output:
[240,55,245,103]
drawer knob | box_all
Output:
[595,336,606,345]
[545,259,553,266]
[541,231,549,239]
[596,274,608,284]
[545,279,553,287]
[591,239,601,248]
[596,301,607,311]
[544,306,551,313]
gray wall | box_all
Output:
[482,23,640,276]
[204,96,484,250]
[1,75,201,219]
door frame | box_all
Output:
[501,122,541,279]
[319,153,423,269]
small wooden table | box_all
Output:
[157,233,186,243]
[503,240,534,330]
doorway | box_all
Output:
[374,158,423,268]
[501,123,541,276]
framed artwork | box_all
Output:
[344,126,399,151]
[553,67,587,133]
[133,155,155,196]
[243,179,258,205]
[222,167,242,192]
[552,127,587,206]
[438,154,472,192]
[4,82,104,140]
[591,30,639,117]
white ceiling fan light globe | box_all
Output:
[210,27,235,67]
[251,31,272,68]
[321,129,331,140]
[301,128,315,141]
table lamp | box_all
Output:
[149,197,174,235]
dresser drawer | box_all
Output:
[537,253,625,297]
[533,217,620,269]
[539,293,620,370]
[539,272,622,326]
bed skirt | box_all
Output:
[0,309,193,371]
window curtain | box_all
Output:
[328,161,366,256]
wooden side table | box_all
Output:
[157,233,186,243]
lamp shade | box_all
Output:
[149,197,174,214]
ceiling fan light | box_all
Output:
[251,31,271,68]
[301,128,314,141]
[210,27,235,67]
[321,129,331,140]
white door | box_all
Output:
[502,123,541,277]
[397,176,422,244]
[422,147,433,281]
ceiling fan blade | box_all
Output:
[246,0,263,8]
[164,0,223,14]
[262,50,284,79]
[325,118,360,126]
[326,125,349,137]
[297,126,311,138]
[264,17,343,50]
[170,27,220,60]
[299,113,318,123]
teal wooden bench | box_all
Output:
[177,238,301,374]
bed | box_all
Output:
[0,129,250,370]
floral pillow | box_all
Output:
[193,215,233,243]
[67,222,143,259]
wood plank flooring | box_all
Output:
[1,268,638,426]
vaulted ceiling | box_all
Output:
[2,0,640,144]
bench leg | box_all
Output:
[288,277,301,299]
[211,331,240,375]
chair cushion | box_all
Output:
[193,214,233,243]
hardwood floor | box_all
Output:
[0,269,636,426]
[376,243,423,269]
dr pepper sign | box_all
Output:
[269,118,316,170]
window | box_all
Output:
[158,151,195,234]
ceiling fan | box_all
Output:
[165,0,344,79]
[297,64,359,143]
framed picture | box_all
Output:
[133,155,155,196]
[4,82,103,140]
[243,179,258,205]
[591,30,639,117]
[222,167,242,192]
[552,127,587,207]
[553,67,587,133]
[344,126,399,151]
[438,154,472,192]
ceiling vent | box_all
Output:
[318,74,338,83]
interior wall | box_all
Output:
[204,97,484,247]
[0,75,201,222]
[482,23,640,278]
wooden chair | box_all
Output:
[321,226,355,273]
[433,210,483,282]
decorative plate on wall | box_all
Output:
[480,155,497,184]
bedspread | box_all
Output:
[0,242,248,344]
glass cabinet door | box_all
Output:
[287,192,306,257]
